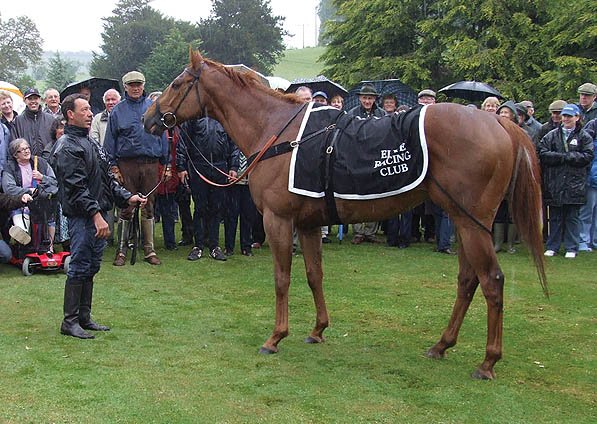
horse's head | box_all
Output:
[144,47,207,136]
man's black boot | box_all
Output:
[79,279,110,331]
[60,279,94,339]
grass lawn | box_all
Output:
[0,225,595,423]
[272,47,326,81]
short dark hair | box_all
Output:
[61,93,88,120]
[50,115,66,141]
[382,94,397,104]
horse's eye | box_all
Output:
[172,82,181,89]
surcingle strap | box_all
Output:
[323,128,343,225]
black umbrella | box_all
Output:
[285,75,348,99]
[60,77,121,115]
[438,81,505,102]
[343,79,418,112]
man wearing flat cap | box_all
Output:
[104,71,169,266]
[534,100,566,147]
[348,83,384,119]
[10,88,55,156]
[577,83,597,124]
[417,89,436,105]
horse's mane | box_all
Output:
[199,58,302,105]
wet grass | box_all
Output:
[0,227,595,423]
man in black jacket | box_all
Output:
[177,117,239,261]
[52,94,146,339]
[10,88,54,156]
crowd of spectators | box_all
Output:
[1,74,596,273]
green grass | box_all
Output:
[272,47,326,81]
[1,226,595,423]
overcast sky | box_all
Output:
[3,0,321,52]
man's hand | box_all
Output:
[178,170,188,181]
[110,165,124,185]
[228,170,238,181]
[93,213,110,239]
[20,193,33,203]
[128,194,148,208]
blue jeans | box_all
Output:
[0,240,12,263]
[432,202,454,251]
[578,186,597,250]
[67,214,107,280]
[155,193,178,248]
[546,204,581,253]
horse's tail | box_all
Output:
[503,121,549,298]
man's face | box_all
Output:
[68,98,93,129]
[44,89,60,109]
[104,91,120,113]
[418,95,435,105]
[561,114,579,130]
[0,97,13,115]
[359,94,376,111]
[24,95,41,112]
[579,93,596,109]
[550,111,562,123]
[383,99,397,114]
[313,96,327,105]
[125,82,144,100]
[296,89,312,102]
[79,86,91,101]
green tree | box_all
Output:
[317,0,338,44]
[90,0,200,81]
[45,52,78,91]
[320,0,440,89]
[0,14,43,82]
[141,28,202,93]
[15,74,38,93]
[199,0,286,75]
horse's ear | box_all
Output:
[190,46,204,69]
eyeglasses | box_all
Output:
[16,147,30,153]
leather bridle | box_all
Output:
[155,64,206,130]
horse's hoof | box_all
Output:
[258,346,278,355]
[472,368,494,380]
[425,348,444,359]
[304,336,323,344]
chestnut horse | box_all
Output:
[144,49,547,379]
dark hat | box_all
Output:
[358,83,378,96]
[312,91,328,100]
[24,88,41,98]
[560,104,580,116]
[514,102,530,119]
[418,89,436,98]
[548,100,566,113]
[578,83,597,95]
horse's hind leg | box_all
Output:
[259,211,294,354]
[298,227,329,344]
[449,225,504,379]
[426,229,480,359]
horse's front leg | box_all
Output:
[259,210,294,354]
[298,226,329,344]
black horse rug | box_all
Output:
[288,103,429,200]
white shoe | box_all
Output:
[543,250,556,257]
[564,251,576,259]
[9,225,31,245]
